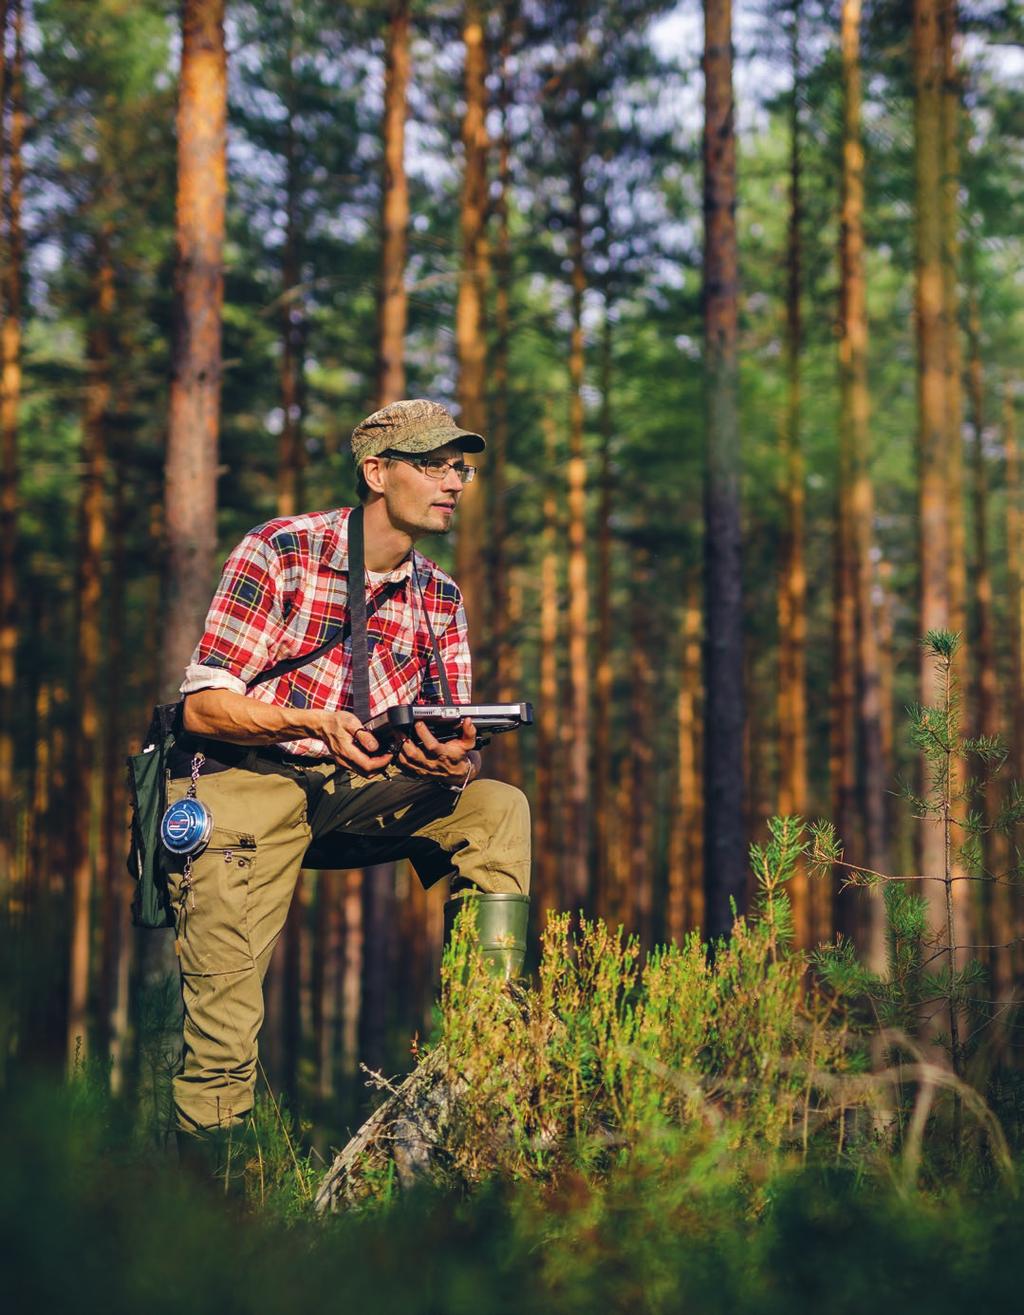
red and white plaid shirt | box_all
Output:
[180,507,473,757]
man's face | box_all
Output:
[362,443,469,537]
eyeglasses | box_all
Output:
[382,451,477,483]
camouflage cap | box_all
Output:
[350,399,485,468]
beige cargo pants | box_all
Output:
[164,754,530,1134]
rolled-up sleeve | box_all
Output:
[179,532,285,697]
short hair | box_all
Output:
[356,468,370,502]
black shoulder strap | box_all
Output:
[246,505,383,702]
[347,504,371,723]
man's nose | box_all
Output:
[440,465,464,493]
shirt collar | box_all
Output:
[327,506,414,585]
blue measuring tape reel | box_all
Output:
[160,796,213,856]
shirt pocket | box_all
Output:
[371,637,423,697]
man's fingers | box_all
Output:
[413,720,441,753]
[345,745,392,773]
[353,726,380,753]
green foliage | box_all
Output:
[4,1071,1024,1314]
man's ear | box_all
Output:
[362,455,388,495]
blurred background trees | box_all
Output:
[1,0,1022,1135]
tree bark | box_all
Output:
[702,0,745,939]
[965,285,1011,998]
[593,310,614,919]
[340,867,364,1080]
[376,0,410,407]
[454,2,489,670]
[913,0,950,936]
[840,0,887,969]
[628,543,654,946]
[141,0,228,1123]
[534,413,561,926]
[667,578,703,941]
[488,11,513,723]
[940,0,965,639]
[777,4,810,946]
[278,9,306,517]
[563,120,591,913]
[0,0,22,882]
[162,0,227,696]
[67,243,115,1066]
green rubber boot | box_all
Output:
[443,892,530,980]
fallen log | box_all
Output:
[314,1045,466,1213]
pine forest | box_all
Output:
[2,2,1024,1309]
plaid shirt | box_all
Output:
[180,507,472,757]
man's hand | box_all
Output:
[313,710,394,775]
[182,689,392,775]
[395,717,479,786]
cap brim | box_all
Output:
[385,423,485,455]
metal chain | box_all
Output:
[180,752,206,912]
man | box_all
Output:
[167,398,530,1144]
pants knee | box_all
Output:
[472,779,530,839]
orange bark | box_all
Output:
[376,0,410,407]
[454,3,489,672]
[162,0,227,696]
[840,0,887,968]
[703,0,745,937]
[777,11,810,945]
[534,414,561,926]
[966,287,1011,999]
[913,0,952,930]
[593,311,614,919]
[67,247,115,1065]
[0,0,22,880]
[278,15,305,517]
[667,580,704,941]
[564,124,591,912]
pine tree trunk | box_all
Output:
[628,544,654,946]
[162,0,227,695]
[0,0,23,883]
[593,311,614,919]
[488,15,513,724]
[667,578,704,942]
[564,125,591,912]
[98,453,128,1065]
[340,868,364,1080]
[940,0,965,639]
[313,871,342,1103]
[376,0,410,407]
[840,0,887,970]
[702,0,745,939]
[278,17,305,517]
[533,413,561,926]
[67,246,115,1066]
[1003,389,1023,984]
[142,0,227,1124]
[1005,391,1023,789]
[966,287,1011,998]
[777,6,810,946]
[913,0,952,934]
[360,864,395,1075]
[454,2,489,670]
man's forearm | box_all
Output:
[182,688,322,745]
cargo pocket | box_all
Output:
[168,827,258,976]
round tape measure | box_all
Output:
[160,797,213,856]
